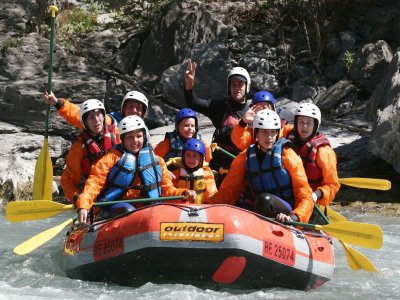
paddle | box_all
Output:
[314,205,377,272]
[285,219,383,249]
[339,177,391,191]
[6,196,185,222]
[210,143,236,159]
[12,196,185,255]
[32,5,58,200]
[14,218,74,256]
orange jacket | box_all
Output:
[61,133,122,203]
[76,148,188,210]
[314,145,341,206]
[170,163,217,203]
[57,98,116,133]
[154,138,212,162]
[207,147,314,223]
[232,121,294,151]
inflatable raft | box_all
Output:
[62,203,334,290]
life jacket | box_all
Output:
[98,144,162,202]
[80,124,117,177]
[287,132,330,190]
[108,111,122,126]
[245,139,295,206]
[163,130,202,161]
[170,157,206,204]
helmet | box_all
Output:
[227,67,251,95]
[294,102,321,131]
[253,110,281,131]
[251,91,276,110]
[121,91,149,117]
[174,108,198,132]
[118,116,149,145]
[183,138,206,158]
[80,99,105,130]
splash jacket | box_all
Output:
[287,130,340,206]
[76,148,189,211]
[207,144,314,223]
[61,125,120,203]
[232,119,293,152]
[167,157,217,204]
[154,130,212,163]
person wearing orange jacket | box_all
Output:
[208,110,314,224]
[166,138,217,204]
[76,115,196,224]
[231,90,293,152]
[44,90,149,130]
[61,99,120,204]
[286,103,340,207]
[154,108,212,169]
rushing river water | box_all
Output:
[0,209,399,300]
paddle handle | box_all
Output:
[210,143,236,159]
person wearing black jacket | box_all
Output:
[184,59,251,187]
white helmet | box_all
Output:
[80,99,105,130]
[121,91,149,117]
[295,102,321,131]
[227,67,251,94]
[118,115,150,145]
[253,109,281,131]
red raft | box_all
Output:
[62,203,334,290]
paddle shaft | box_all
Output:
[210,143,236,159]
[94,195,185,206]
[45,6,58,138]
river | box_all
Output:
[0,210,399,300]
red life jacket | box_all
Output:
[287,132,330,190]
[80,124,117,177]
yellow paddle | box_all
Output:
[339,177,391,191]
[6,196,185,222]
[32,6,58,200]
[314,205,377,272]
[286,219,383,249]
[14,218,74,256]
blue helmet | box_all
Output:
[183,138,206,158]
[251,91,276,110]
[175,108,198,131]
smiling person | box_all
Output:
[231,90,294,151]
[184,59,251,187]
[61,99,120,204]
[154,108,212,170]
[167,138,217,204]
[44,90,149,131]
[286,103,340,208]
[76,116,196,224]
[207,110,314,224]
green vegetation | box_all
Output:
[344,50,355,73]
[1,37,19,56]
[57,2,103,36]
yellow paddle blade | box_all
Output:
[14,218,73,256]
[340,241,377,272]
[321,205,347,223]
[6,200,74,222]
[32,139,53,200]
[339,177,391,191]
[314,221,383,249]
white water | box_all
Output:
[0,211,399,300]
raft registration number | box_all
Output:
[264,240,295,266]
[160,222,224,242]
